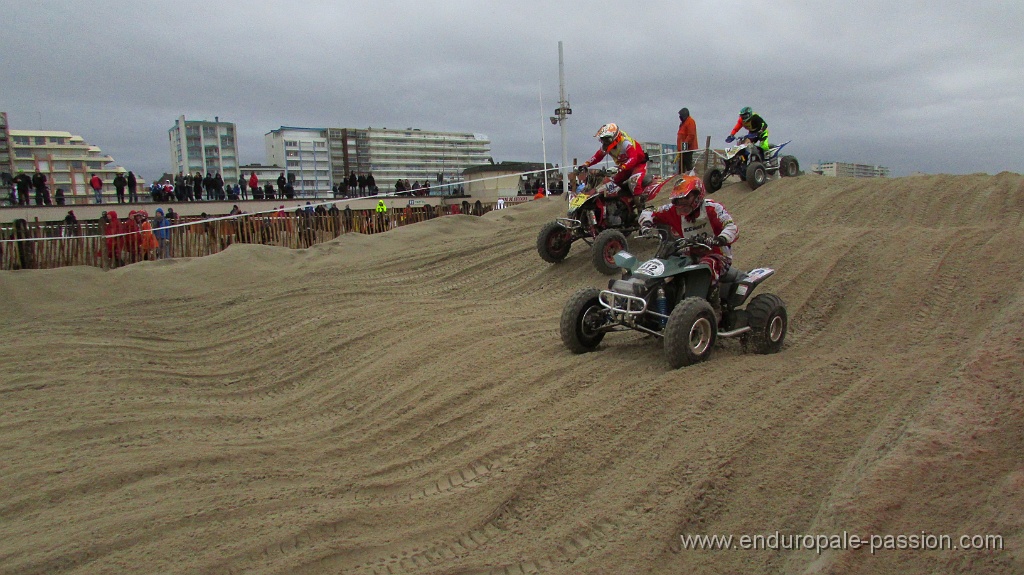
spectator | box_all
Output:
[123,210,142,262]
[348,172,358,196]
[676,107,698,174]
[357,173,367,196]
[367,173,376,194]
[153,207,171,259]
[248,171,259,198]
[495,197,505,209]
[277,172,286,198]
[89,173,103,204]
[238,174,248,200]
[203,172,214,201]
[230,183,241,201]
[215,173,225,201]
[113,172,128,203]
[137,210,159,260]
[192,171,203,202]
[127,171,138,202]
[55,188,65,206]
[62,210,80,237]
[32,171,48,205]
[14,171,31,205]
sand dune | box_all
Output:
[1,173,1022,574]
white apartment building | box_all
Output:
[168,115,241,182]
[7,127,134,203]
[812,161,890,178]
[327,127,492,192]
[639,141,679,178]
[265,127,332,197]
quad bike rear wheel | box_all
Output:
[744,293,787,354]
[745,161,767,190]
[592,229,628,275]
[703,168,723,193]
[664,297,718,368]
[537,221,573,263]
[560,287,607,353]
[780,155,799,177]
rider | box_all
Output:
[639,175,738,315]
[576,123,648,201]
[726,106,769,163]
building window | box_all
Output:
[35,136,46,145]
[15,149,32,158]
[13,136,30,145]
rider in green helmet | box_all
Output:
[727,106,769,163]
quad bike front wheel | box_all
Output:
[703,168,723,193]
[560,287,607,353]
[592,229,628,275]
[780,155,800,177]
[664,297,718,369]
[537,221,573,263]
[744,293,787,354]
[745,161,767,190]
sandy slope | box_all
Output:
[1,173,1022,574]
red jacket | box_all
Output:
[248,173,258,188]
[642,199,738,260]
[585,131,646,186]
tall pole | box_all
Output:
[539,86,549,194]
[556,42,571,198]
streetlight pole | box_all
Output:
[550,41,571,198]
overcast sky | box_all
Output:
[2,1,1021,181]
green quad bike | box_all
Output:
[560,231,787,368]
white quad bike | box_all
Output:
[703,135,799,192]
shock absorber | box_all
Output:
[655,287,668,326]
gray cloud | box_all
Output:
[2,0,1021,181]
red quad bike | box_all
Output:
[537,171,672,274]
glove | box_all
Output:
[639,222,653,235]
[576,164,589,174]
[712,235,729,246]
[725,135,735,143]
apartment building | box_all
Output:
[327,127,491,192]
[0,112,13,176]
[812,161,890,178]
[265,127,332,197]
[639,141,679,179]
[168,115,241,182]
[6,127,133,203]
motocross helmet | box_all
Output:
[669,175,706,214]
[739,106,753,121]
[595,123,620,148]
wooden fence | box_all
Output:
[1,200,497,271]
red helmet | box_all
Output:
[669,175,706,214]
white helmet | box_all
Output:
[595,123,620,141]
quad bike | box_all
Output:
[560,231,787,368]
[537,171,669,275]
[703,135,799,192]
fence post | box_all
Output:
[703,135,712,175]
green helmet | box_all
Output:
[740,107,753,121]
